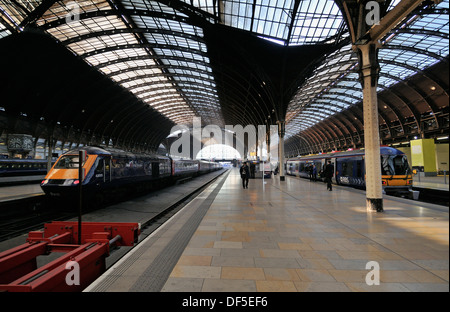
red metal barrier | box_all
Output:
[0,221,140,292]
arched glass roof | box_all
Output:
[0,0,448,150]
[285,0,449,139]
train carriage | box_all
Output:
[286,146,414,196]
[0,158,50,185]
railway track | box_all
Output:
[0,170,227,247]
[0,209,75,242]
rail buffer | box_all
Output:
[0,221,140,292]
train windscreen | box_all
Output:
[381,155,411,175]
[54,155,88,169]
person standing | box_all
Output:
[308,165,313,181]
[312,164,317,182]
[240,161,250,189]
[323,160,334,191]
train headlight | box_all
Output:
[41,179,48,186]
[61,179,79,185]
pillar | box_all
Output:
[355,42,383,212]
[278,120,285,182]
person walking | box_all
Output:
[240,161,250,189]
[323,160,334,191]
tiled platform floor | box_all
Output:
[162,168,449,292]
[0,183,43,201]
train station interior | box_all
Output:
[0,0,448,295]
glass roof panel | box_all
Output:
[185,0,345,45]
[290,0,344,45]
[84,48,148,66]
[0,23,10,39]
[38,0,111,25]
[0,0,43,27]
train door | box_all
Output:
[96,157,111,182]
[335,159,343,185]
[314,161,322,179]
[105,157,111,182]
[330,158,338,184]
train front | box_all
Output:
[40,149,98,201]
[380,147,414,195]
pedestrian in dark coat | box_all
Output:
[240,162,250,189]
[323,160,334,191]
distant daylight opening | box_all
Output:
[196,144,241,160]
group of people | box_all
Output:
[307,164,318,182]
[239,160,335,191]
[306,161,334,191]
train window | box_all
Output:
[382,155,410,175]
[341,161,353,176]
[341,162,347,176]
[95,159,104,174]
[54,155,89,169]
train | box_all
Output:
[286,146,414,196]
[0,158,50,185]
[40,146,222,207]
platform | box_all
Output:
[85,168,448,292]
[412,175,449,192]
[0,183,44,202]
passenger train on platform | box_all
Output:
[0,159,50,185]
[286,146,414,196]
[40,146,222,207]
